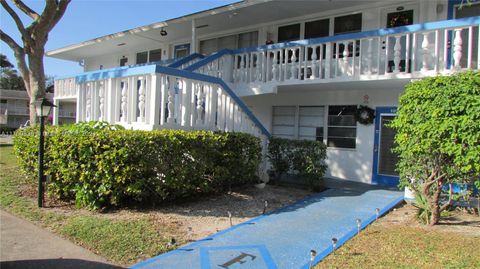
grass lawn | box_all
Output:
[1,144,479,268]
[0,145,180,266]
[315,224,480,268]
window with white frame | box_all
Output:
[327,105,357,148]
[199,30,259,56]
[272,106,324,142]
[272,105,357,149]
[136,49,162,64]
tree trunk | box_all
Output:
[429,179,445,225]
[28,48,47,125]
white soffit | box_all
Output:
[47,0,370,61]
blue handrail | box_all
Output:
[168,53,205,68]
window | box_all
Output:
[136,49,162,64]
[299,106,324,141]
[200,31,258,55]
[149,49,162,62]
[334,13,362,35]
[136,51,148,64]
[272,106,324,142]
[272,106,296,139]
[327,105,357,148]
[305,19,330,39]
[278,23,300,42]
[120,56,128,67]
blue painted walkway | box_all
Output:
[131,187,403,269]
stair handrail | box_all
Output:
[168,53,205,68]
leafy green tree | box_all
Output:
[1,53,26,90]
[391,71,480,225]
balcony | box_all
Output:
[187,16,480,96]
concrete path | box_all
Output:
[131,184,403,269]
[0,209,123,269]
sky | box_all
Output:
[0,0,239,77]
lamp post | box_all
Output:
[34,98,56,208]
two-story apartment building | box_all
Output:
[0,89,76,129]
[47,0,480,186]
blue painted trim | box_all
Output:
[74,65,158,83]
[371,107,399,187]
[168,53,205,68]
[184,49,233,71]
[300,195,405,269]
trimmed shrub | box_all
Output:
[267,137,327,189]
[13,123,261,210]
[390,71,480,225]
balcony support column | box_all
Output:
[191,19,197,54]
[52,99,59,125]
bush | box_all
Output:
[267,137,327,190]
[390,71,480,225]
[13,122,261,210]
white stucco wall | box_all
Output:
[242,80,408,184]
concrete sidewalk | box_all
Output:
[131,185,403,269]
[0,209,123,269]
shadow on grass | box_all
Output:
[0,259,125,269]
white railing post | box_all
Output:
[453,28,463,70]
[421,32,430,72]
[137,77,145,123]
[85,83,92,121]
[196,83,204,126]
[342,41,349,76]
[120,80,128,122]
[99,82,105,121]
[150,74,161,126]
[311,46,318,79]
[393,35,402,73]
[290,48,297,80]
[272,51,278,81]
[167,77,176,124]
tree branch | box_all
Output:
[12,0,39,20]
[1,0,26,35]
[47,0,70,32]
[0,29,22,52]
[0,29,30,94]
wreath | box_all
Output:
[355,105,375,125]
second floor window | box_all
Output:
[136,49,162,64]
[199,31,258,56]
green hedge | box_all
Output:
[13,122,261,209]
[267,137,327,189]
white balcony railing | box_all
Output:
[187,17,480,95]
[55,65,270,140]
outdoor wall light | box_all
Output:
[160,28,168,36]
[34,98,56,208]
